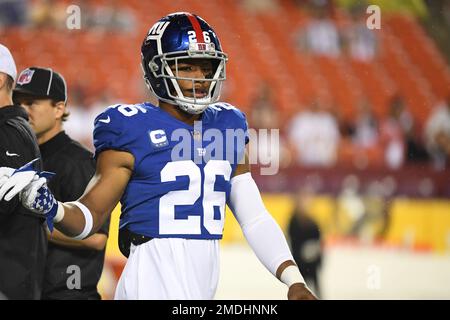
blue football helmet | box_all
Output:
[141,12,228,114]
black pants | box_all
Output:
[0,212,47,300]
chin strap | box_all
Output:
[177,103,208,115]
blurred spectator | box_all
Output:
[334,175,365,236]
[351,99,379,148]
[287,186,322,297]
[344,2,379,62]
[74,0,96,30]
[0,0,28,28]
[90,0,136,33]
[85,90,117,149]
[249,83,276,119]
[296,3,341,57]
[242,0,279,13]
[423,0,450,62]
[335,175,390,242]
[391,97,428,165]
[288,98,340,167]
[30,0,66,29]
[379,96,412,169]
[65,86,124,151]
[360,179,391,242]
[249,83,293,168]
[424,97,450,170]
[64,84,90,149]
[339,99,381,168]
[404,125,429,164]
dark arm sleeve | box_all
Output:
[0,118,41,216]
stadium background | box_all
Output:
[1,0,449,299]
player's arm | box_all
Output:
[230,150,317,300]
[47,228,108,251]
[54,149,133,238]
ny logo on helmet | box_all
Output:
[147,21,170,38]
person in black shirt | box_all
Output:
[13,67,110,300]
[0,44,47,300]
[288,186,322,298]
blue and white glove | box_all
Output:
[0,159,59,231]
[20,173,61,231]
[0,158,41,201]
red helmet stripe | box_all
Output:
[186,13,205,43]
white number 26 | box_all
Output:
[187,30,211,43]
[159,160,231,235]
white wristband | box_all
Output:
[68,201,93,240]
[53,201,65,223]
[280,265,305,288]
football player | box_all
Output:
[0,12,316,300]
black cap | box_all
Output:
[13,67,67,103]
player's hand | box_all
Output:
[0,158,59,231]
[20,174,59,231]
[0,159,40,201]
[0,167,15,189]
[287,283,318,300]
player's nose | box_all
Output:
[191,66,206,79]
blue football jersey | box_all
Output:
[93,102,249,240]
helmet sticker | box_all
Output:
[146,21,171,55]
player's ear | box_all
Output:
[0,73,8,92]
[53,101,66,121]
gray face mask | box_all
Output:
[147,51,228,114]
